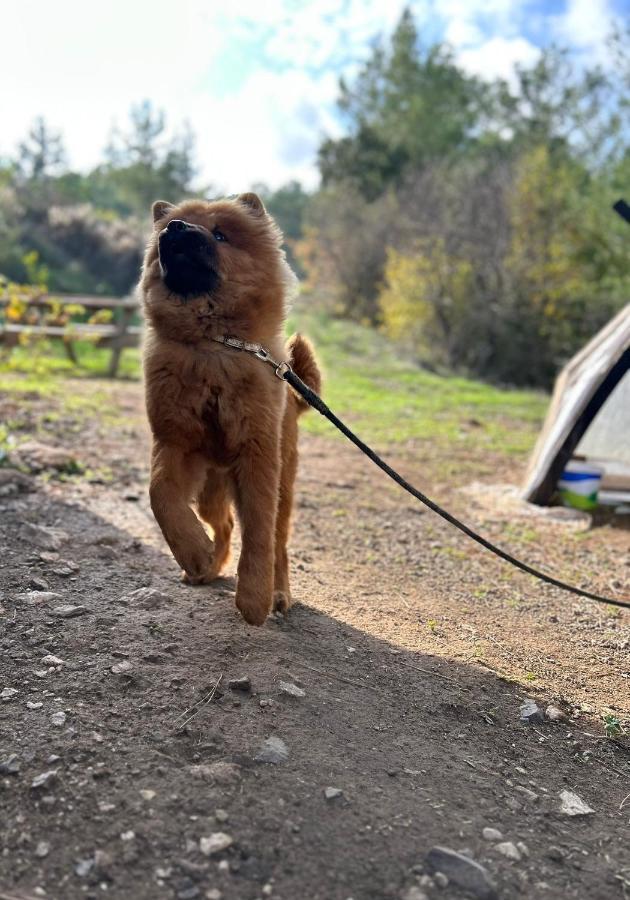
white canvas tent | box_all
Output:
[523,303,630,505]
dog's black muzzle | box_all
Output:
[158,220,219,297]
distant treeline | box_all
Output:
[299,10,630,387]
[1,9,628,386]
[0,101,309,297]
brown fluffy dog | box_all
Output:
[140,193,320,626]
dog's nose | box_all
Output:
[166,219,189,233]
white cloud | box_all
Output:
[0,1,223,170]
[190,69,341,193]
[444,18,484,48]
[431,0,539,83]
[458,35,540,82]
[0,0,415,192]
[551,0,619,66]
[0,0,610,194]
[432,0,528,40]
[554,0,614,48]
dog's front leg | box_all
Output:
[233,435,280,626]
[149,442,215,583]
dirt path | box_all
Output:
[1,380,629,900]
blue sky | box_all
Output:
[1,0,627,194]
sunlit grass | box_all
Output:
[1,311,548,466]
[1,339,141,381]
[290,310,547,456]
[0,341,138,463]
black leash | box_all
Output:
[213,334,630,610]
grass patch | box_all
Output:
[0,339,140,458]
[1,339,141,380]
[290,311,547,457]
[1,311,548,471]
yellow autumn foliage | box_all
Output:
[507,145,584,321]
[379,238,473,361]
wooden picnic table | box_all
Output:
[0,293,142,376]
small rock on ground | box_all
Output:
[425,847,498,900]
[41,654,64,666]
[31,770,58,790]
[519,699,544,724]
[324,787,343,801]
[255,736,289,764]
[278,680,305,698]
[111,660,133,675]
[199,833,233,856]
[29,576,49,590]
[401,888,429,900]
[0,754,20,775]
[514,785,539,802]
[495,841,521,861]
[559,790,595,816]
[75,858,94,878]
[51,604,88,618]
[19,591,63,605]
[119,587,169,609]
[482,827,503,842]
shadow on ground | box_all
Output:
[0,483,628,900]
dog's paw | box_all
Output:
[235,594,271,627]
[273,590,294,614]
[180,568,215,586]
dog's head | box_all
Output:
[140,193,293,343]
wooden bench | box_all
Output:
[0,293,141,376]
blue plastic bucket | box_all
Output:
[558,461,603,511]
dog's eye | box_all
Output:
[213,227,228,242]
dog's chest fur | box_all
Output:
[145,342,285,466]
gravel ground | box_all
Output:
[0,379,628,900]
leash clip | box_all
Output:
[216,333,291,380]
[275,361,291,379]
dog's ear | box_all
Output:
[237,192,266,217]
[152,200,175,223]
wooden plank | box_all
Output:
[0,294,138,310]
[0,294,143,375]
[1,323,120,337]
[0,324,141,349]
[108,302,137,377]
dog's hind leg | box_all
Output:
[197,469,234,579]
[273,402,299,614]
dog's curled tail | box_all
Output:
[287,333,321,415]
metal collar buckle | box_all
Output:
[214,334,292,380]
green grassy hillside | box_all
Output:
[291,313,547,458]
[1,312,548,464]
